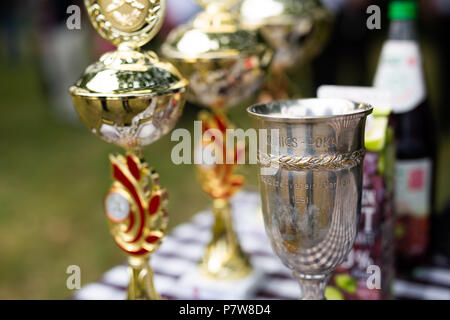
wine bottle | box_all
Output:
[373,0,437,269]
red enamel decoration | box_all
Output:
[125,210,135,233]
[126,155,141,181]
[113,164,145,243]
[232,180,244,187]
[148,194,161,215]
[245,57,254,70]
[215,115,227,133]
[129,248,149,256]
[115,241,148,256]
[145,235,160,244]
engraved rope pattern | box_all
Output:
[85,0,164,47]
[258,149,365,170]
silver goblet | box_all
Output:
[247,98,372,300]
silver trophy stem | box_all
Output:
[294,273,331,300]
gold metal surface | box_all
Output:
[195,110,252,279]
[162,0,272,280]
[70,0,187,299]
[196,111,245,199]
[71,50,187,96]
[240,0,333,71]
[162,0,272,111]
[105,153,167,299]
[86,0,166,48]
[196,0,240,10]
[106,153,168,254]
[199,198,252,279]
[128,256,159,300]
[70,85,186,149]
[71,6,188,150]
[99,0,150,32]
[240,0,333,100]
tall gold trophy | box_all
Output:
[162,0,272,296]
[69,0,187,300]
[240,0,333,99]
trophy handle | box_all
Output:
[127,256,160,300]
[199,198,252,280]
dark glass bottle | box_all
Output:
[373,1,436,270]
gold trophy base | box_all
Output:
[176,198,262,299]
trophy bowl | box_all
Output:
[248,98,372,299]
[240,0,333,71]
[70,50,187,149]
[161,15,272,110]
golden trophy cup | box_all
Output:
[240,0,333,99]
[69,0,188,300]
[162,0,272,297]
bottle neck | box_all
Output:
[388,19,417,41]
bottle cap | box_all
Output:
[389,1,418,20]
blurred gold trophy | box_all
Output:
[240,0,333,99]
[162,0,272,294]
[69,0,187,300]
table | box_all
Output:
[74,192,450,300]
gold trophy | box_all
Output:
[240,0,333,99]
[69,0,188,300]
[161,0,272,295]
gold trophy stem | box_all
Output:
[129,147,144,160]
[199,198,252,280]
[127,256,160,300]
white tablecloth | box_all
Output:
[73,192,450,300]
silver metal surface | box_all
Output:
[248,98,372,299]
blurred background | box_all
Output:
[0,0,449,299]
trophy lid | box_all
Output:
[71,50,187,97]
[162,0,267,61]
[71,0,188,97]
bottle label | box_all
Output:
[374,40,426,113]
[395,159,432,218]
